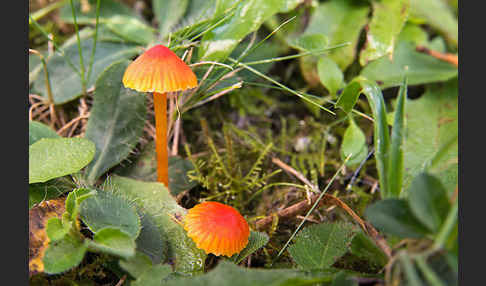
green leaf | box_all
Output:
[360,41,457,89]
[288,223,357,270]
[407,173,450,233]
[132,264,173,286]
[29,121,59,146]
[317,56,343,96]
[46,217,68,241]
[31,33,140,104]
[90,227,136,259]
[65,188,96,219]
[364,199,430,238]
[103,15,156,45]
[279,0,305,13]
[359,0,410,66]
[330,271,358,286]
[136,213,167,264]
[119,251,153,279]
[230,231,269,264]
[402,78,458,193]
[349,232,388,269]
[114,141,158,181]
[79,189,141,238]
[336,77,391,197]
[387,78,407,198]
[43,235,88,274]
[287,34,329,52]
[198,0,285,62]
[109,176,207,275]
[84,60,147,184]
[29,138,95,184]
[398,23,428,46]
[153,0,189,38]
[159,260,334,286]
[409,0,458,46]
[340,117,368,166]
[304,0,369,70]
[335,80,361,114]
[59,0,136,24]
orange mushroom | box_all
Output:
[122,45,197,187]
[184,201,250,257]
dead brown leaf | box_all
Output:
[29,197,66,277]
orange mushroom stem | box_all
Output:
[153,92,168,186]
[122,45,197,188]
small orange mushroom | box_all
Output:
[184,201,250,257]
[122,45,197,187]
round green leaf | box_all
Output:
[91,227,136,259]
[29,138,95,184]
[43,235,88,274]
[79,190,141,239]
[340,119,368,166]
[317,56,343,96]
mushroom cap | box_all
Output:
[184,201,250,257]
[122,44,197,93]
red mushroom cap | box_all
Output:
[184,201,250,257]
[122,44,197,93]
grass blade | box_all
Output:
[355,77,391,198]
[229,58,335,115]
[388,76,407,197]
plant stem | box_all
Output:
[153,92,169,188]
[70,0,86,94]
[86,0,101,84]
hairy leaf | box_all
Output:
[79,189,141,238]
[288,223,357,270]
[230,231,269,264]
[135,213,166,264]
[110,176,206,275]
[84,60,147,184]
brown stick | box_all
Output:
[416,46,458,67]
[271,157,318,192]
[153,92,169,188]
[171,117,181,156]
